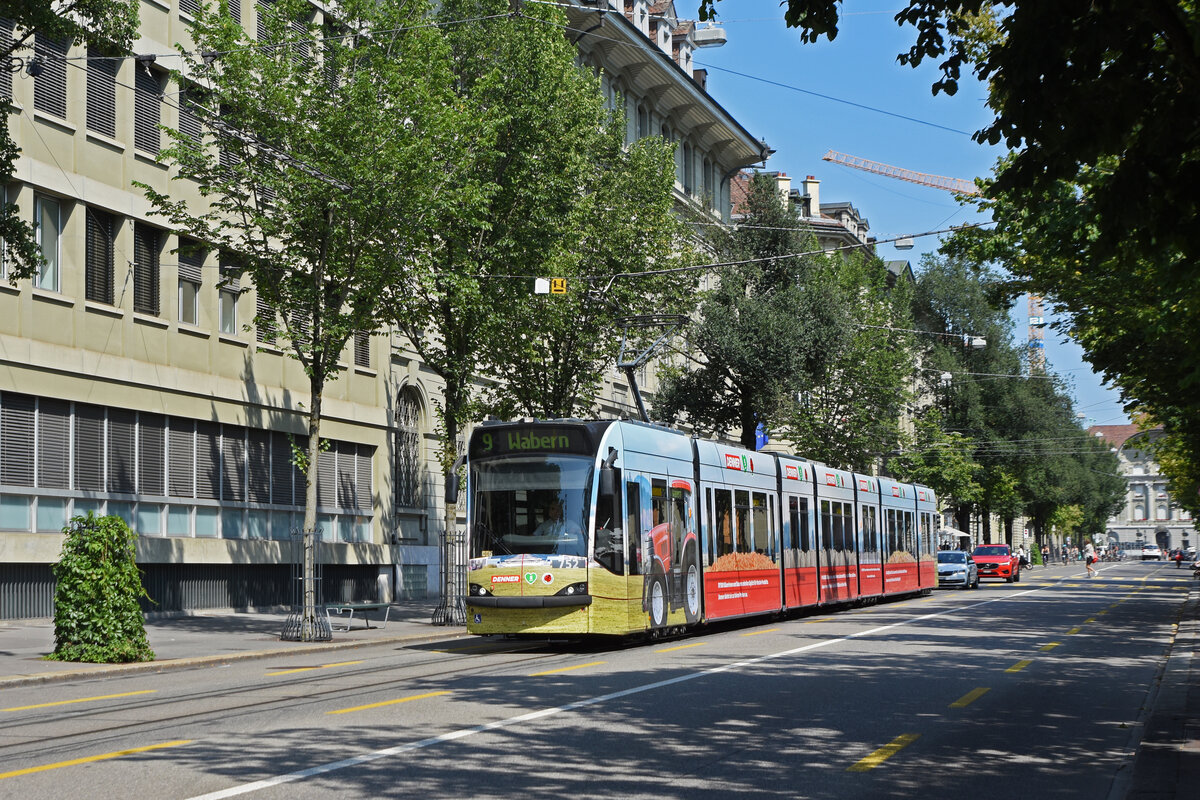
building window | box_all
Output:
[220,289,238,334]
[683,142,694,195]
[86,46,117,138]
[33,35,68,118]
[178,85,205,147]
[0,20,13,100]
[134,66,163,154]
[353,330,370,367]
[177,237,204,325]
[85,207,115,304]
[133,222,161,315]
[34,195,61,292]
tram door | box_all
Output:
[624,478,645,631]
[784,494,819,607]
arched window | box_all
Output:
[394,388,423,508]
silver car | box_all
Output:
[937,550,979,589]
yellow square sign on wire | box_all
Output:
[550,278,567,294]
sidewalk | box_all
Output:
[0,601,467,689]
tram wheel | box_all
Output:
[649,570,669,628]
[683,551,701,624]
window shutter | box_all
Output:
[33,35,67,118]
[86,48,117,137]
[195,421,220,500]
[227,0,241,24]
[178,86,204,147]
[0,20,13,100]
[270,432,297,506]
[256,293,275,343]
[85,207,115,304]
[356,444,373,512]
[134,66,162,154]
[353,330,369,367]
[168,417,195,497]
[107,409,136,493]
[221,424,246,501]
[336,440,356,509]
[1,392,35,487]
[133,223,160,315]
[178,237,204,282]
[247,428,271,503]
[36,398,70,489]
[318,444,335,507]
[218,250,242,291]
[73,403,105,491]
[179,0,201,16]
[139,412,165,496]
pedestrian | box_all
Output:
[1175,549,1184,569]
[1084,541,1096,578]
[1041,544,1049,566]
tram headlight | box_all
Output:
[555,582,588,597]
[469,583,492,597]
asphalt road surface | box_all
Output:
[0,560,1189,799]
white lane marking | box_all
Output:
[188,587,1043,799]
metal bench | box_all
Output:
[324,602,392,631]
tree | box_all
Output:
[143,0,465,639]
[1,0,140,281]
[888,408,982,516]
[776,250,918,470]
[480,113,695,420]
[655,172,848,449]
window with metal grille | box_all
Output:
[85,207,115,304]
[335,441,357,509]
[228,0,241,24]
[179,0,201,17]
[0,20,13,100]
[356,445,373,512]
[247,428,272,503]
[353,330,369,367]
[33,35,67,118]
[86,47,117,137]
[178,237,204,325]
[134,66,162,154]
[36,398,70,489]
[133,223,161,315]
[394,389,422,508]
[317,445,336,507]
[1,392,35,487]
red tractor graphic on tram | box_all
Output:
[642,479,702,629]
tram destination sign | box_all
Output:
[469,425,593,458]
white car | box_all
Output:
[1141,544,1163,561]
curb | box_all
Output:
[0,628,469,690]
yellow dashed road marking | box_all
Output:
[847,733,921,772]
[950,687,990,708]
[655,642,707,654]
[3,690,156,712]
[1039,642,1061,651]
[0,740,190,780]
[1005,659,1033,673]
[327,690,450,715]
[267,660,363,677]
[530,660,608,676]
[741,628,779,636]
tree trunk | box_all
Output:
[300,380,323,640]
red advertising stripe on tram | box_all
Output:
[704,569,782,620]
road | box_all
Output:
[0,560,1191,799]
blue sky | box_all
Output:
[693,1,1130,426]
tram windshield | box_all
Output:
[469,455,591,559]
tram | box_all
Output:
[464,418,937,637]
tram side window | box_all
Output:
[735,489,751,553]
[904,511,916,558]
[751,491,771,558]
[886,508,899,557]
[595,467,623,575]
[625,481,642,575]
[840,502,855,554]
[789,497,810,552]
[714,488,733,560]
[821,500,834,551]
[862,506,878,553]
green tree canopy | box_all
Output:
[655,172,848,449]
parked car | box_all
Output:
[1141,544,1163,561]
[937,550,979,589]
[972,544,1021,583]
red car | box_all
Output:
[972,544,1021,583]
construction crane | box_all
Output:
[822,150,980,196]
[822,150,1045,370]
